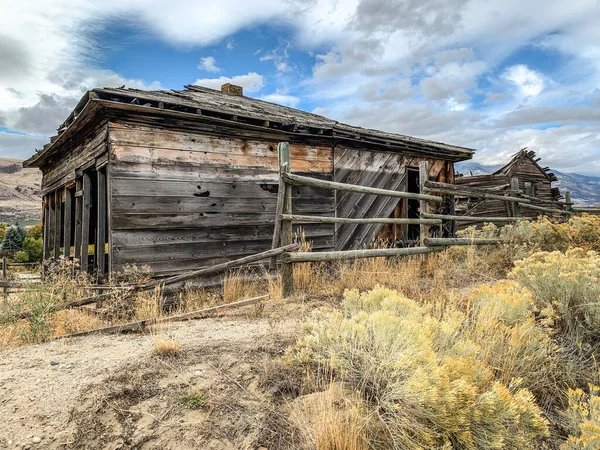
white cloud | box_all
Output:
[260,91,300,107]
[226,38,235,50]
[198,56,221,73]
[502,64,545,97]
[259,40,293,73]
[193,72,264,93]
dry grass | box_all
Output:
[152,334,182,357]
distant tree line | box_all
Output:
[0,222,43,263]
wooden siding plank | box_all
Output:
[96,168,107,277]
[74,178,83,265]
[53,189,62,259]
[81,172,91,273]
[63,188,73,259]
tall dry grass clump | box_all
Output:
[290,285,549,449]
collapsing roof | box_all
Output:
[24,84,475,168]
[492,148,558,182]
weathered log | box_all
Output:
[424,238,503,246]
[573,207,600,214]
[422,213,532,222]
[424,181,529,203]
[280,214,442,225]
[281,246,440,263]
[521,203,572,215]
[282,172,442,203]
[56,294,270,339]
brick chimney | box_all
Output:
[221,83,243,96]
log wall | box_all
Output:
[107,121,335,275]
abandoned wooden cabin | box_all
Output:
[24,83,474,277]
[455,149,562,223]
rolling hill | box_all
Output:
[0,157,42,224]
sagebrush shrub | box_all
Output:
[291,286,548,449]
[510,249,600,347]
[562,385,600,450]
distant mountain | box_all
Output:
[455,161,600,207]
[0,157,42,224]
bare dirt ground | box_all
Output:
[0,302,310,450]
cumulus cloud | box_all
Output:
[193,72,264,93]
[0,131,48,160]
[502,64,545,97]
[198,56,221,73]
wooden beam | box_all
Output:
[63,188,73,259]
[422,213,532,222]
[43,196,51,260]
[279,143,294,298]
[282,172,442,203]
[282,246,440,263]
[424,181,530,203]
[81,172,91,273]
[269,146,288,270]
[53,189,62,260]
[96,168,107,277]
[74,179,83,267]
[281,214,442,225]
[424,238,503,246]
[56,294,270,339]
[419,161,430,250]
[510,177,521,217]
[523,202,573,215]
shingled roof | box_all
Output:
[25,84,475,167]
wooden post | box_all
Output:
[81,172,91,274]
[510,177,521,217]
[43,196,51,260]
[74,178,83,269]
[63,188,73,259]
[269,144,288,270]
[96,168,107,278]
[419,161,430,269]
[565,191,572,218]
[279,143,294,298]
[2,256,7,298]
[54,189,62,260]
[419,161,430,245]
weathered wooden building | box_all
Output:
[455,149,562,221]
[24,84,473,277]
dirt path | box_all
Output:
[0,304,306,450]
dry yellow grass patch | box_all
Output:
[151,325,182,357]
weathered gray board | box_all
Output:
[108,121,335,275]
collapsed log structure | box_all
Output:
[24,83,474,277]
[454,149,566,226]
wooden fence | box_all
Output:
[270,142,588,298]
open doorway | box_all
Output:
[406,168,420,241]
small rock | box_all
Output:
[194,370,204,377]
[32,436,42,444]
[50,360,59,366]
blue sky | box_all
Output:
[1,0,600,174]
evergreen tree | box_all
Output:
[2,225,26,252]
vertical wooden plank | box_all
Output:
[269,160,287,270]
[74,178,83,268]
[419,160,430,247]
[81,172,92,273]
[48,192,56,259]
[510,177,521,217]
[43,196,51,260]
[96,168,107,278]
[63,188,73,259]
[279,143,294,298]
[54,189,62,260]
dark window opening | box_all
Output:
[406,168,420,241]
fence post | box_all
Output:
[419,161,430,246]
[510,177,521,217]
[2,256,7,298]
[564,191,572,217]
[278,143,294,298]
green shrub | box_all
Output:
[291,286,548,449]
[22,237,43,262]
[27,223,42,240]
